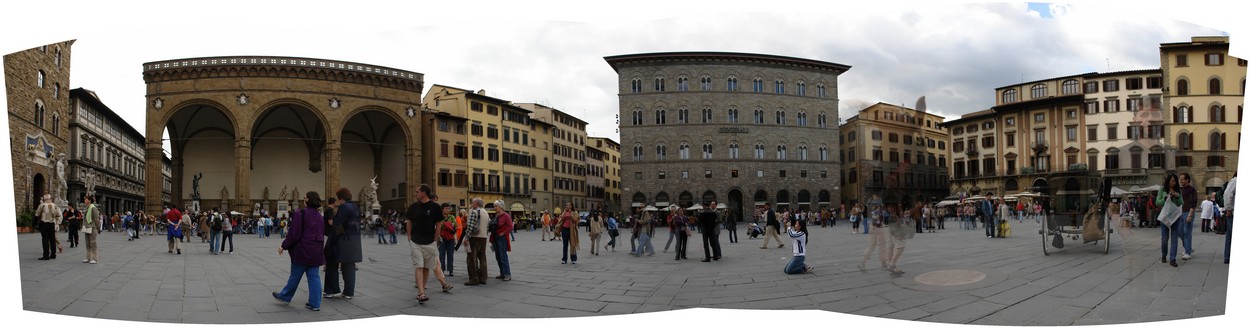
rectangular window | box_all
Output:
[982,137,994,148]
[681,171,689,179]
[1176,54,1188,67]
[1176,156,1192,167]
[731,170,739,178]
[705,170,712,178]
[1148,125,1164,139]
[1088,126,1097,141]
[1126,98,1142,112]
[1103,80,1119,92]
[1126,77,1143,90]
[1149,154,1165,168]
[1147,76,1163,89]
[1207,156,1225,167]
[1103,99,1119,113]
[1106,125,1118,140]
[1206,53,1224,66]
[1067,127,1077,141]
[1034,113,1045,123]
[658,171,666,179]
[1005,117,1015,126]
[1006,133,1015,147]
[1084,101,1099,115]
[757,170,764,178]
[1105,154,1120,170]
[779,170,787,178]
[1084,82,1099,93]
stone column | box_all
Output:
[325,140,341,197]
[407,146,419,208]
[144,140,165,215]
[234,137,252,213]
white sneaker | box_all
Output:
[89,260,97,264]
[82,259,89,263]
[1182,253,1191,260]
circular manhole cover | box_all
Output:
[914,269,987,286]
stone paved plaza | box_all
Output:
[14,219,1235,325]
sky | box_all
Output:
[3,0,1248,327]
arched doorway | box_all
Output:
[728,189,744,223]
[818,190,831,208]
[797,190,811,211]
[162,102,236,213]
[701,190,717,206]
[678,191,694,208]
[754,189,769,207]
[777,189,791,211]
[631,192,647,215]
[1004,179,1019,192]
[32,174,46,210]
[655,192,670,208]
[1032,178,1051,195]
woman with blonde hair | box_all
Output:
[557,202,580,264]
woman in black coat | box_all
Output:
[326,187,363,299]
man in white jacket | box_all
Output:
[1200,193,1218,233]
[1223,174,1235,264]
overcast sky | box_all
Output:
[2,0,1242,144]
[2,0,1248,327]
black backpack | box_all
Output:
[211,214,223,231]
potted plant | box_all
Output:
[16,210,35,233]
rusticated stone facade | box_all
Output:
[6,40,74,216]
[606,52,848,220]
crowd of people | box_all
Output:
[32,174,1237,312]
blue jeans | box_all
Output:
[636,232,654,255]
[438,238,455,273]
[784,255,807,274]
[1182,214,1194,254]
[276,262,322,309]
[1161,215,1184,260]
[209,231,222,254]
[494,234,511,276]
[259,227,265,238]
[663,230,677,251]
[377,229,386,243]
[390,231,396,244]
[561,228,578,262]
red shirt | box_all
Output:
[165,208,182,224]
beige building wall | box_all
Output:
[530,118,555,213]
[1082,69,1167,190]
[519,102,589,213]
[840,103,949,205]
[1161,36,1246,192]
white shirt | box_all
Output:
[1201,200,1215,220]
[787,227,807,257]
[1224,177,1237,211]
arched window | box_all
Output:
[701,106,713,123]
[1030,84,1048,99]
[51,114,59,136]
[754,143,765,159]
[1061,79,1080,95]
[679,143,690,160]
[817,113,827,128]
[727,107,739,123]
[1210,105,1225,123]
[1210,78,1222,95]
[632,144,643,161]
[677,107,689,124]
[796,81,807,96]
[656,144,667,160]
[654,77,666,92]
[655,108,666,125]
[727,76,739,91]
[752,78,764,93]
[776,143,788,159]
[816,84,827,98]
[774,79,785,94]
[702,142,713,159]
[53,83,59,99]
[775,110,786,125]
[700,76,712,91]
[798,144,809,160]
[1210,132,1226,150]
[819,146,829,161]
[729,142,740,159]
[677,76,689,91]
[630,78,642,93]
[1177,79,1189,95]
[753,108,764,124]
[796,111,807,126]
[632,108,643,125]
[37,70,46,88]
[1178,132,1193,150]
[1002,89,1018,103]
[34,100,45,128]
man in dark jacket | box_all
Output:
[322,197,340,298]
[327,188,362,299]
[699,201,723,261]
[760,202,784,248]
[982,193,997,238]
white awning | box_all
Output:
[655,202,670,207]
[935,200,960,207]
[631,202,645,208]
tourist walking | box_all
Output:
[858,203,888,271]
[438,204,458,277]
[273,191,326,312]
[632,207,655,257]
[588,212,604,256]
[541,210,554,241]
[82,194,100,264]
[700,201,723,261]
[65,205,81,248]
[783,218,813,274]
[884,204,917,276]
[1157,174,1185,267]
[405,185,453,303]
[208,208,224,255]
[327,187,362,299]
[491,200,514,281]
[558,202,581,264]
[671,208,689,261]
[464,198,491,285]
[724,210,739,243]
[663,211,679,253]
[605,215,619,252]
[221,212,235,254]
[760,202,785,249]
[1179,173,1198,261]
[165,204,183,254]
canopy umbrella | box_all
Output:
[935,200,960,207]
[643,205,659,212]
[1130,185,1161,193]
[716,203,727,210]
[1109,186,1131,196]
[686,204,703,211]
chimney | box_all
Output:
[477,89,487,95]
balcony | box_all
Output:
[1031,141,1049,152]
[965,148,979,157]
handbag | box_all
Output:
[1157,196,1182,227]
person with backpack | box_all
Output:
[208,208,224,255]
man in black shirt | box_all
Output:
[700,201,723,261]
[760,202,784,248]
[405,184,443,303]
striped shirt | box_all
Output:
[787,227,807,257]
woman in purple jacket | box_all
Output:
[273,191,327,311]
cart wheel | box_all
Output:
[1041,213,1049,256]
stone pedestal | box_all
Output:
[190,200,201,214]
[370,201,382,219]
[276,200,290,220]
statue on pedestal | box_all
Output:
[278,185,289,201]
[191,172,203,200]
[262,187,270,201]
[368,176,379,205]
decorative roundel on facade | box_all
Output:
[406,106,416,118]
[329,97,341,109]
[237,93,249,106]
[154,98,164,109]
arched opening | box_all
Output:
[253,102,327,214]
[163,102,236,213]
[728,189,744,223]
[797,190,811,211]
[1032,178,1051,195]
[678,191,694,208]
[655,191,670,207]
[701,190,717,206]
[342,108,408,213]
[776,189,791,211]
[818,190,832,207]
[32,174,46,211]
[753,189,768,207]
[1004,179,1019,192]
